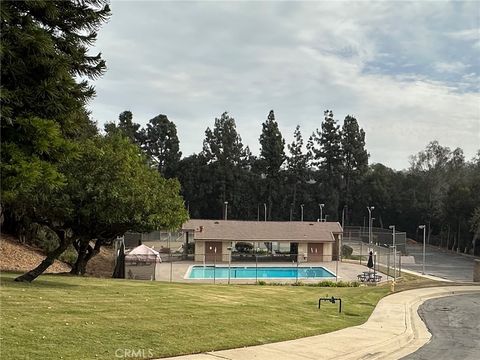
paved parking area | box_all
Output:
[403,244,477,282]
[402,293,480,360]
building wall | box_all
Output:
[221,242,231,262]
[298,243,308,262]
[194,240,205,262]
[323,243,333,261]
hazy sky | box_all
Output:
[89,1,480,170]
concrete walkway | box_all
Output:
[160,286,480,360]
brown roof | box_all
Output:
[182,220,342,242]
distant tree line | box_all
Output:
[106,110,480,255]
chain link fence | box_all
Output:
[342,226,404,280]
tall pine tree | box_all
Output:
[287,125,310,220]
[308,110,343,221]
[202,112,250,218]
[1,0,110,233]
[341,115,368,225]
[104,111,144,146]
[142,114,182,178]
[259,110,286,220]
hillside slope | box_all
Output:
[0,234,71,274]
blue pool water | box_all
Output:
[187,266,335,279]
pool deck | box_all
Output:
[154,261,388,284]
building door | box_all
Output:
[205,241,222,263]
[308,243,323,262]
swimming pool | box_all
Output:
[187,266,335,279]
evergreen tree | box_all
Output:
[287,125,310,220]
[1,0,110,233]
[308,110,343,220]
[259,110,286,220]
[201,112,250,218]
[104,111,144,145]
[142,114,182,178]
[341,115,368,225]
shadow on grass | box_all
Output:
[1,272,80,289]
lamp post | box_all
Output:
[224,201,228,220]
[319,203,324,222]
[389,225,396,280]
[300,204,304,222]
[367,206,374,247]
[419,225,426,275]
[372,217,376,244]
[263,203,267,222]
[341,205,347,229]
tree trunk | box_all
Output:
[71,238,104,275]
[15,230,70,282]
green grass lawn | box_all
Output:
[0,272,388,359]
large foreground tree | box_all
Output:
[1,0,110,235]
[15,134,188,281]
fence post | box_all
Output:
[335,256,339,282]
[255,254,258,283]
[360,242,363,265]
[296,259,299,283]
[387,249,390,280]
[399,251,402,277]
[169,251,173,283]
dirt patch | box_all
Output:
[86,245,115,278]
[0,233,71,274]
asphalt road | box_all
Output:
[402,293,480,360]
[403,244,477,282]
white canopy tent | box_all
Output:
[125,244,162,280]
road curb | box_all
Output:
[343,286,480,360]
[159,286,480,360]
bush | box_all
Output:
[305,280,359,287]
[59,245,77,266]
[341,245,353,258]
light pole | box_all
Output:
[319,203,324,222]
[367,206,374,247]
[263,203,267,222]
[389,225,396,280]
[300,204,304,222]
[224,201,228,220]
[372,217,376,244]
[419,225,426,275]
[341,205,347,229]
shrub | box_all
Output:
[59,245,77,266]
[341,245,353,258]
